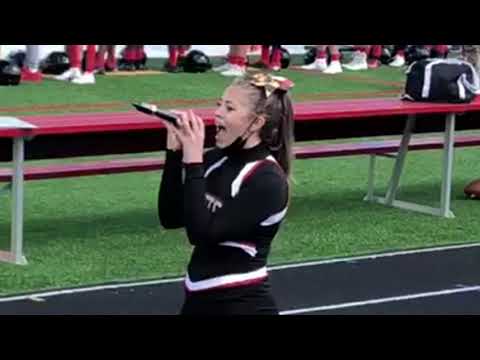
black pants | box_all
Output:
[180,280,279,315]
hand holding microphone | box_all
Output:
[132,103,205,161]
[132,102,182,151]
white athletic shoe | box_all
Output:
[301,58,327,71]
[323,60,343,74]
[71,72,96,85]
[54,67,82,81]
[343,51,368,71]
[213,63,233,72]
[220,65,246,77]
[389,55,406,67]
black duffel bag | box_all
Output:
[402,58,480,103]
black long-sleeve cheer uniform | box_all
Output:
[158,143,289,315]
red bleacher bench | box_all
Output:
[1,135,480,182]
[0,157,166,181]
[294,135,480,159]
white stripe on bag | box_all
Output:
[457,75,466,99]
[422,58,479,99]
[422,59,444,99]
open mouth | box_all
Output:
[216,125,226,133]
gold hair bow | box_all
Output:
[249,72,295,97]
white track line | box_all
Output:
[0,242,479,303]
[270,242,480,271]
[280,285,480,315]
[0,277,181,303]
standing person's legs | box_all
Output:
[54,45,83,81]
[323,45,342,74]
[173,45,190,69]
[106,45,117,71]
[24,45,41,71]
[97,45,117,73]
[120,45,137,71]
[165,45,190,72]
[301,45,328,71]
[134,45,147,70]
[389,44,406,67]
[68,45,82,70]
[261,45,270,66]
[165,45,181,72]
[343,45,369,70]
[220,45,248,77]
[71,45,96,84]
[270,45,283,71]
[178,45,190,58]
[96,45,108,73]
[21,45,43,83]
[213,45,234,72]
[249,45,271,69]
[368,45,382,69]
[85,45,96,73]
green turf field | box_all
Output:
[0,57,479,296]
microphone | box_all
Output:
[132,102,180,128]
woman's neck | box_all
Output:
[243,136,262,149]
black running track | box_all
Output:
[1,245,479,315]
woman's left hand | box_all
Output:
[170,110,205,164]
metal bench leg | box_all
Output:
[0,137,27,265]
[367,113,457,218]
[384,115,416,205]
[364,154,377,201]
[440,113,456,218]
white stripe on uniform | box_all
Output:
[204,156,228,178]
[219,241,257,257]
[231,156,279,198]
[260,207,288,226]
[185,267,268,292]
